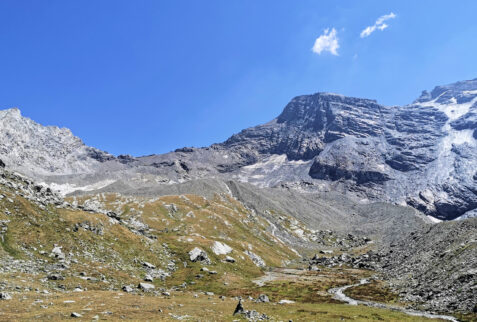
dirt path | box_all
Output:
[328,279,458,322]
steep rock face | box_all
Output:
[308,137,391,185]
[222,94,385,161]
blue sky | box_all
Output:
[1,1,476,156]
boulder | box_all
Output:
[122,285,133,293]
[211,241,233,255]
[257,294,269,303]
[189,247,211,264]
[142,261,156,269]
[233,299,245,315]
[138,282,155,291]
[225,256,236,263]
[47,274,65,281]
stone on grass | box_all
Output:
[257,294,269,303]
[143,261,156,269]
[211,241,233,255]
[138,282,155,291]
[47,274,64,281]
[189,247,211,264]
[122,285,133,293]
[225,256,236,263]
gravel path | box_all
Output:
[328,279,459,322]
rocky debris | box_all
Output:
[189,247,211,265]
[211,241,232,255]
[168,313,191,320]
[73,221,104,235]
[0,292,12,300]
[310,230,371,249]
[308,253,352,268]
[0,159,5,168]
[244,250,266,268]
[138,282,155,292]
[144,274,153,282]
[0,167,66,209]
[71,312,82,318]
[233,299,269,321]
[278,299,295,304]
[355,218,477,313]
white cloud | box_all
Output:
[360,12,396,38]
[312,28,339,56]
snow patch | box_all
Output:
[43,179,116,196]
[419,94,477,121]
[427,215,442,224]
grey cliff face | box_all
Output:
[1,79,477,220]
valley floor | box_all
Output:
[1,267,472,321]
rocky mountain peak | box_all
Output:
[277,92,381,131]
[415,78,477,105]
[0,107,116,177]
[2,107,22,119]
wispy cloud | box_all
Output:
[312,28,339,56]
[360,12,396,38]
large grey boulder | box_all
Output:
[138,282,155,291]
[189,247,211,265]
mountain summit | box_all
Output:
[1,79,477,220]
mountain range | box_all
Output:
[2,78,477,220]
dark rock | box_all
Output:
[47,274,64,281]
[233,299,245,315]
